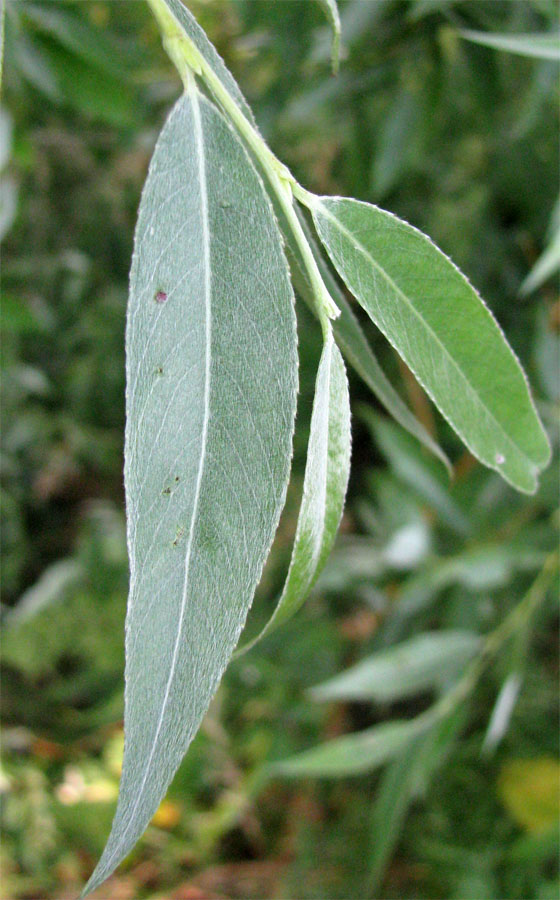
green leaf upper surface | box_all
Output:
[310,196,551,493]
[84,91,297,894]
[237,329,351,654]
[460,29,560,61]
[290,208,452,472]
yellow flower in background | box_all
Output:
[151,800,182,830]
[498,758,560,833]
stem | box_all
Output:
[420,550,558,732]
[0,0,6,93]
[147,0,339,325]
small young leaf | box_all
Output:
[84,90,297,894]
[460,29,560,61]
[316,0,341,74]
[308,195,551,493]
[237,328,351,654]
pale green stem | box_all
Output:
[420,550,558,733]
[146,0,339,325]
[0,0,6,94]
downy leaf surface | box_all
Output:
[84,91,297,893]
[237,328,351,653]
[309,196,550,493]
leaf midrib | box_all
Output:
[316,199,535,471]
[105,90,212,868]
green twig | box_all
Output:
[147,0,339,328]
[421,550,558,732]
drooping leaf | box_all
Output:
[316,0,341,74]
[290,208,452,472]
[309,631,480,704]
[84,90,297,894]
[273,717,427,778]
[237,328,350,654]
[308,195,551,493]
[460,29,560,61]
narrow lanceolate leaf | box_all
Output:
[460,29,560,62]
[290,208,451,472]
[309,195,551,493]
[237,329,351,655]
[316,0,341,74]
[273,717,427,778]
[84,91,297,894]
[309,631,480,704]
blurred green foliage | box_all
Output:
[1,1,558,898]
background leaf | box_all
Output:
[361,408,469,535]
[84,90,297,894]
[273,717,427,778]
[309,631,480,704]
[521,198,560,295]
[460,29,560,61]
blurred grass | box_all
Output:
[1,1,559,898]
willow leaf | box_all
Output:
[237,328,350,655]
[273,718,427,778]
[309,195,550,493]
[290,208,451,472]
[310,631,480,704]
[84,91,297,894]
[460,29,560,61]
